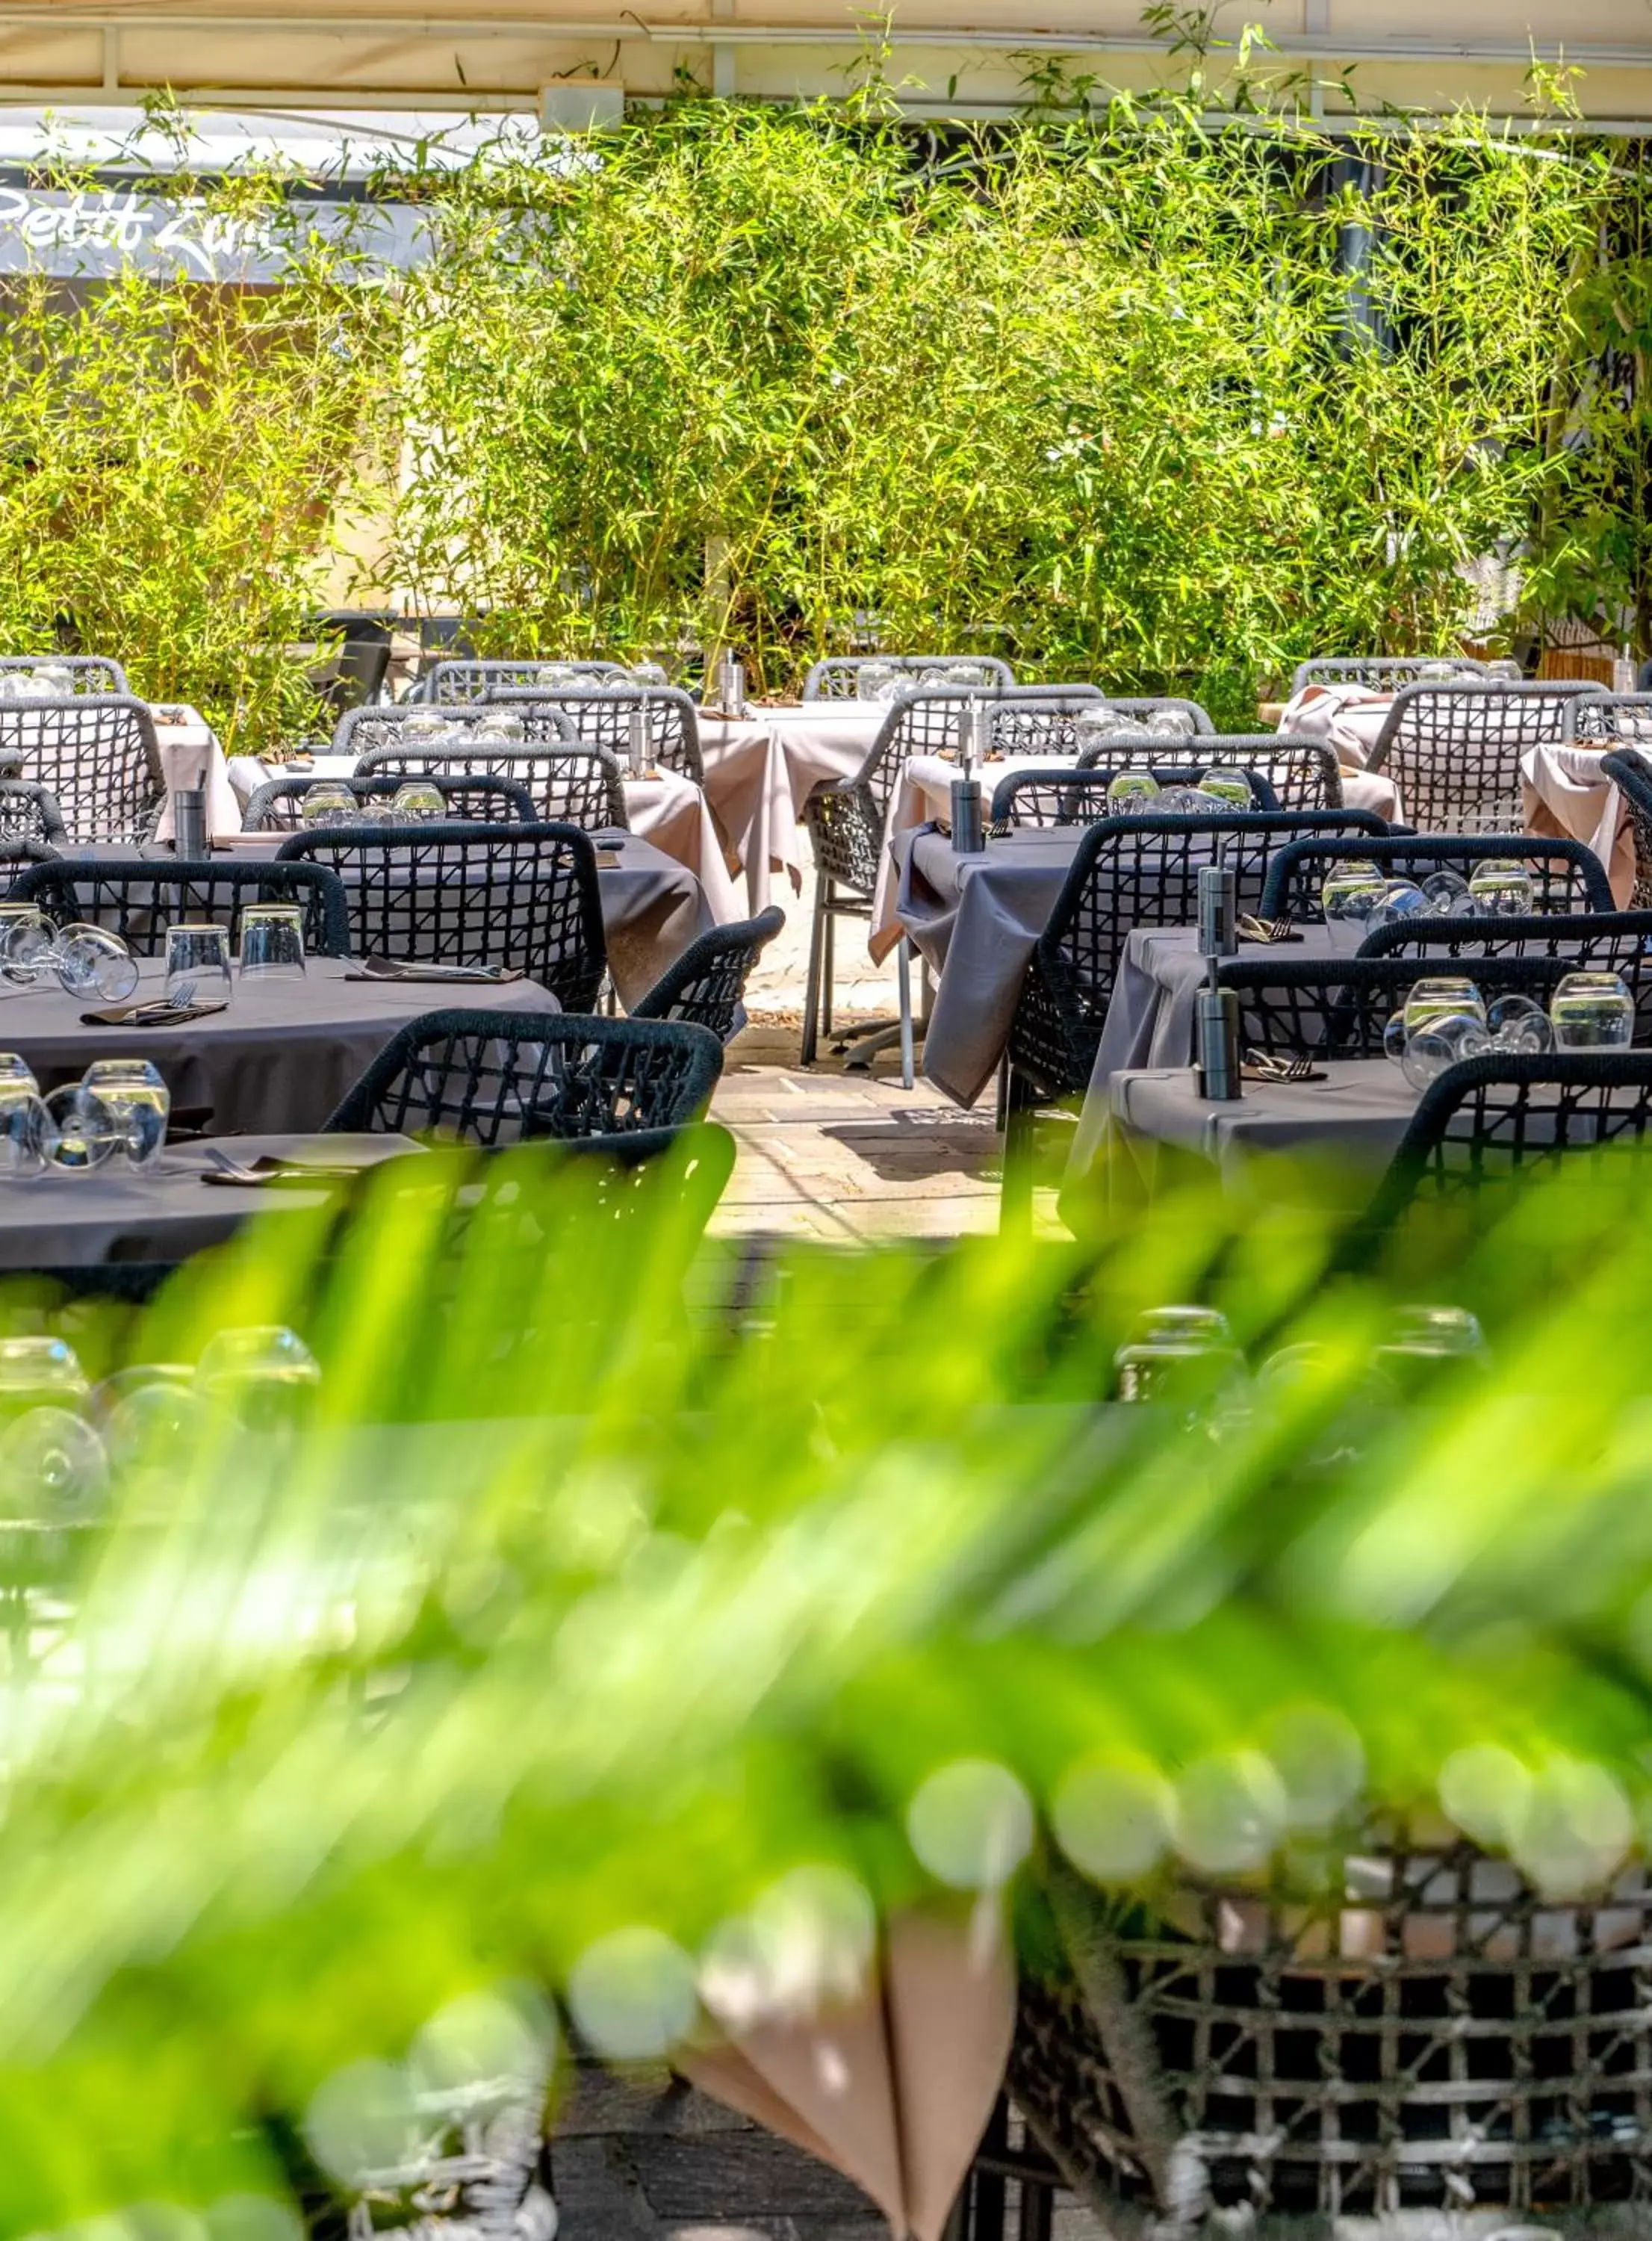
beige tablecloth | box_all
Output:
[151,706,242,841]
[1275,684,1403,820]
[699,704,879,912]
[1521,743,1636,907]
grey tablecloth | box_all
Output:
[0,1132,418,1269]
[1066,920,1372,1180]
[0,958,556,1135]
[893,825,1088,1109]
[1092,1060,1420,1207]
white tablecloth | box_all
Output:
[1274,684,1403,820]
[1521,743,1636,907]
[699,704,879,912]
[150,706,241,841]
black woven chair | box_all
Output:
[7,858,351,957]
[0,656,128,695]
[487,684,704,784]
[1288,654,1489,695]
[1568,692,1652,748]
[322,1010,721,1144]
[0,695,163,843]
[801,654,1016,700]
[1217,952,1589,1061]
[1364,682,1599,833]
[1260,834,1612,923]
[1078,734,1341,811]
[275,822,606,1013]
[991,767,1277,831]
[1601,746,1652,908]
[799,689,1104,1077]
[423,658,630,704]
[355,737,629,832]
[0,780,66,849]
[1014,1841,1652,2235]
[1000,809,1388,1222]
[630,906,784,1044]
[1368,1050,1652,1231]
[333,702,580,759]
[241,772,537,833]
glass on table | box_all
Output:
[239,905,306,982]
[1550,970,1635,1051]
[473,706,525,743]
[1364,878,1429,931]
[1484,993,1553,1055]
[1420,869,1474,914]
[388,780,446,823]
[164,923,233,1010]
[854,661,903,703]
[1106,766,1161,811]
[1320,861,1386,920]
[79,1058,169,1168]
[42,1085,119,1173]
[1114,1306,1242,1404]
[0,905,58,983]
[1146,707,1198,740]
[0,1082,53,1181]
[1467,859,1535,917]
[1073,707,1150,757]
[51,924,139,1003]
[398,707,462,747]
[196,1324,321,1432]
[299,780,361,829]
[630,660,669,688]
[1196,769,1252,809]
[1382,976,1489,1088]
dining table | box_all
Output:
[1521,741,1640,908]
[0,957,557,1136]
[698,701,882,913]
[0,1132,418,1268]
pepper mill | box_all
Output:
[1195,862,1241,1100]
[950,776,985,854]
[171,787,207,859]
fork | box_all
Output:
[1242,1048,1318,1083]
[1236,913,1296,944]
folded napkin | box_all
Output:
[347,955,524,986]
[1235,913,1302,946]
[82,998,230,1026]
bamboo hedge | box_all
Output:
[0,81,1647,743]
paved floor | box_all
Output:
[704,864,1072,1242]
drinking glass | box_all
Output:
[1485,993,1553,1055]
[41,1085,119,1173]
[1379,1304,1486,1363]
[389,781,446,823]
[238,905,306,982]
[1197,770,1252,809]
[0,1335,88,1410]
[1106,768,1161,810]
[1114,1306,1242,1404]
[1147,708,1198,740]
[941,661,993,688]
[54,926,139,1003]
[1383,976,1489,1087]
[399,707,461,747]
[855,661,899,702]
[196,1324,321,1432]
[1072,707,1147,757]
[0,905,58,983]
[630,660,669,688]
[1364,879,1429,931]
[299,781,360,828]
[0,1084,53,1180]
[0,1055,37,1094]
[1550,971,1635,1051]
[1421,869,1473,914]
[80,1059,169,1168]
[473,707,524,743]
[1467,860,1535,916]
[164,924,233,1010]
[1157,786,1213,815]
[533,663,585,691]
[1320,861,1385,920]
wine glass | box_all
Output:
[1147,708,1198,740]
[164,924,233,1010]
[630,661,669,688]
[854,661,899,702]
[195,1325,321,1432]
[1107,768,1161,811]
[1383,977,1489,1088]
[473,707,525,743]
[42,1086,120,1174]
[1484,994,1553,1055]
[1550,971,1635,1050]
[80,1059,169,1168]
[1320,861,1385,920]
[54,926,139,1004]
[1365,879,1429,931]
[389,781,447,823]
[299,781,361,829]
[399,707,461,747]
[1421,870,1473,914]
[1467,860,1535,917]
[0,905,58,984]
[1197,770,1252,809]
[1114,1306,1243,1405]
[0,1084,53,1180]
[238,905,307,982]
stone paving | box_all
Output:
[704,862,1070,1242]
